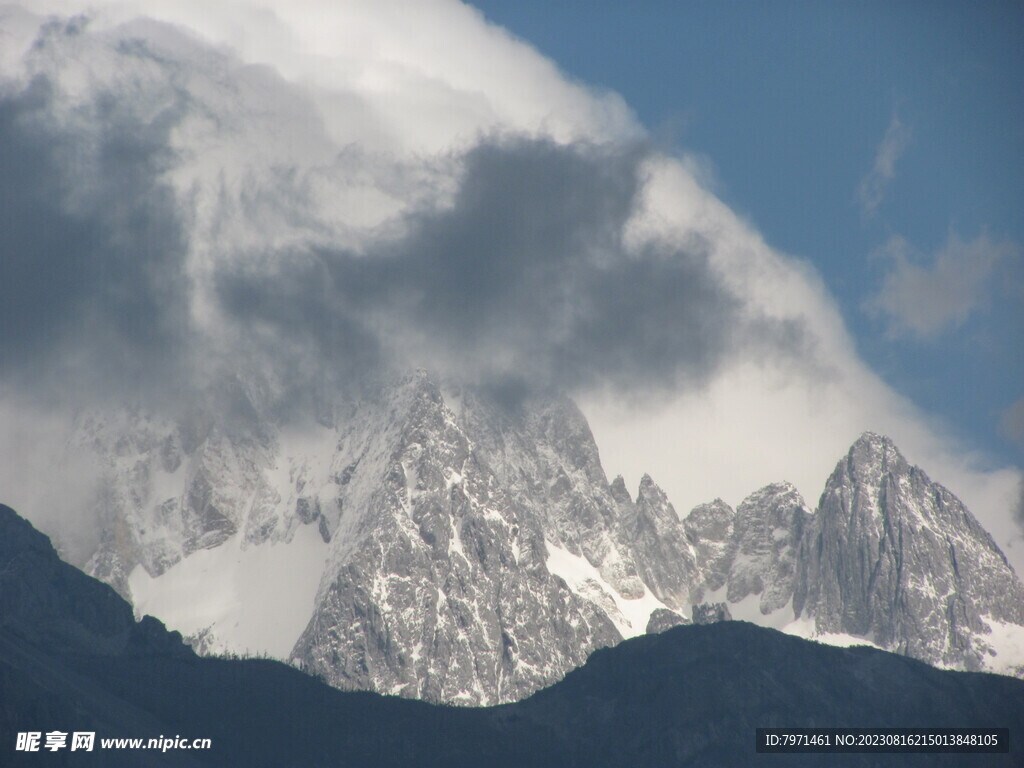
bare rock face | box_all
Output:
[615,475,700,612]
[726,482,809,613]
[684,499,735,595]
[447,385,699,636]
[794,432,1024,672]
[456,389,648,602]
[686,485,810,615]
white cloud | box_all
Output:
[19,0,641,151]
[865,232,1014,340]
[857,112,911,218]
[2,0,1022,577]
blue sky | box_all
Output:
[471,0,1024,466]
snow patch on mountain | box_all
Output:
[129,521,329,658]
[545,538,671,638]
[977,616,1024,676]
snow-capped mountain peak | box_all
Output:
[49,383,1024,704]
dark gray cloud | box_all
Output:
[216,137,808,407]
[0,72,190,407]
[2,19,813,419]
[369,139,728,393]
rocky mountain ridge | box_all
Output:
[40,373,1024,704]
